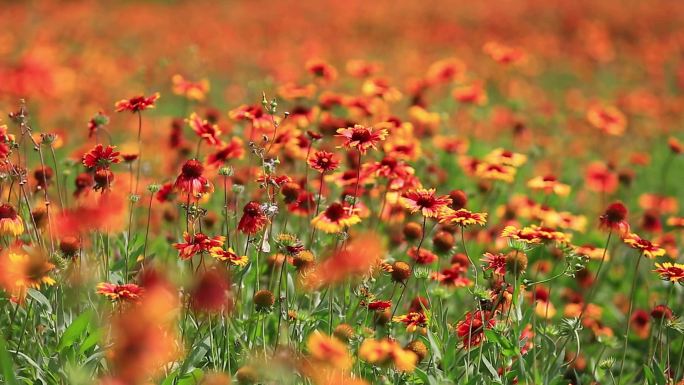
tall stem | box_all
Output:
[618,251,644,383]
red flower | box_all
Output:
[408,246,438,265]
[189,269,232,314]
[82,144,121,170]
[97,283,144,303]
[456,310,495,348]
[187,112,222,146]
[115,92,160,113]
[206,137,245,167]
[156,182,177,203]
[367,300,392,311]
[173,232,225,260]
[482,252,506,275]
[431,264,471,287]
[599,202,630,234]
[238,201,268,235]
[308,150,340,173]
[174,160,214,198]
[336,124,388,154]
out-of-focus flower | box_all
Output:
[587,104,626,136]
[527,175,571,196]
[0,249,55,295]
[207,137,245,167]
[306,331,352,370]
[306,59,338,82]
[187,112,222,146]
[306,232,384,288]
[483,41,526,65]
[189,268,233,313]
[585,161,618,193]
[452,81,487,105]
[475,162,516,183]
[359,338,417,372]
[97,283,144,303]
[172,74,209,101]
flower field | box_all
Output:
[2,1,684,384]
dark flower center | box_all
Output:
[325,203,345,221]
[0,204,17,219]
[350,129,372,143]
[182,160,204,178]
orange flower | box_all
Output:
[622,233,665,258]
[587,104,627,136]
[393,311,428,332]
[97,283,144,303]
[439,208,487,227]
[311,202,361,233]
[475,162,516,183]
[359,338,417,372]
[575,244,610,261]
[401,188,452,218]
[171,74,209,101]
[452,81,487,105]
[306,331,352,370]
[483,41,526,65]
[426,57,466,84]
[585,161,618,193]
[336,124,388,154]
[527,175,570,196]
[114,92,160,113]
[307,232,384,288]
[0,249,55,295]
[306,59,338,82]
[485,148,527,167]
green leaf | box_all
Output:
[58,309,93,352]
[27,288,52,313]
[0,334,19,385]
